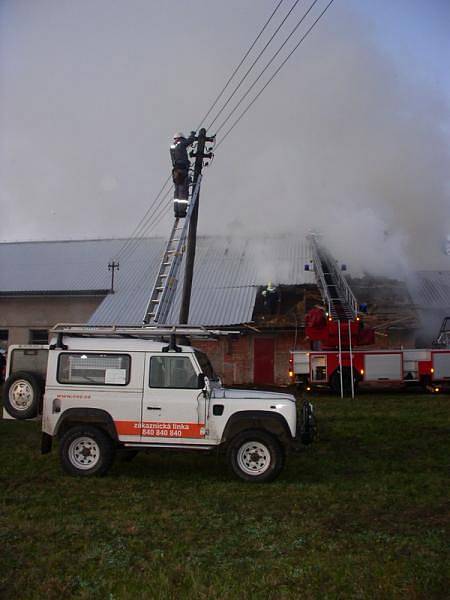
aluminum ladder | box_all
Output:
[308,233,357,398]
[308,233,358,321]
[143,175,202,325]
[51,323,237,339]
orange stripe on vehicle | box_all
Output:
[115,420,141,435]
[115,420,205,438]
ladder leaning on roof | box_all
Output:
[142,175,202,325]
[308,233,358,398]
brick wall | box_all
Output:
[195,331,308,387]
[195,335,254,386]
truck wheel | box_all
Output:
[330,369,357,396]
[330,371,342,395]
[59,425,115,477]
[227,430,284,483]
[3,371,43,420]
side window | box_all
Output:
[150,356,198,389]
[58,353,131,385]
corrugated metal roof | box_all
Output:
[89,236,315,326]
[0,239,119,293]
[0,236,315,326]
[408,271,450,309]
[6,237,450,325]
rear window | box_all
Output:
[57,353,131,386]
[10,348,49,378]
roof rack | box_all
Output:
[50,323,239,339]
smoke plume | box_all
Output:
[1,1,449,280]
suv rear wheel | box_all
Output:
[59,425,115,477]
[227,430,284,483]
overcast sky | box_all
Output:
[1,1,449,275]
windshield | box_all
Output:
[194,350,218,380]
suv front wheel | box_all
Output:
[227,430,284,483]
[59,425,115,477]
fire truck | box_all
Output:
[289,347,450,395]
[289,306,450,395]
[291,235,450,396]
[288,304,450,396]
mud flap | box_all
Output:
[41,432,52,454]
[294,400,317,448]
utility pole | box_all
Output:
[108,260,119,293]
[179,127,214,324]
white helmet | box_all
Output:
[173,132,185,140]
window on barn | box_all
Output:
[29,330,49,345]
[0,329,8,351]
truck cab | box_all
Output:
[3,326,315,482]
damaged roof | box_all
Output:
[4,237,449,328]
[0,236,315,326]
[408,271,450,309]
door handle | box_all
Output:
[146,406,161,410]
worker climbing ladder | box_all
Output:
[143,176,202,325]
[308,233,358,398]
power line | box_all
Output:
[119,191,172,261]
[207,0,303,131]
[119,188,173,261]
[215,0,336,151]
[119,1,292,260]
[214,0,320,135]
[117,0,335,262]
[196,0,285,130]
[115,173,172,259]
[148,197,174,230]
[119,200,171,263]
[116,173,171,258]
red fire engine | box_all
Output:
[290,307,449,395]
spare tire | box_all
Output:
[3,371,43,420]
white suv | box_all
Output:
[2,327,315,482]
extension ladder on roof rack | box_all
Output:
[51,323,237,339]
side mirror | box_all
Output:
[197,373,206,389]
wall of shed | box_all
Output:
[0,296,105,345]
[195,332,310,387]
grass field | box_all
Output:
[1,392,449,599]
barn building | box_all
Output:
[0,236,443,386]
